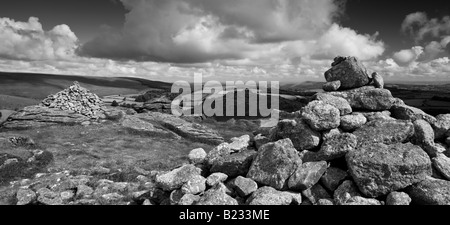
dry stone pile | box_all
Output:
[129,56,450,206]
[41,81,104,119]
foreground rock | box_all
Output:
[247,139,302,190]
[407,177,450,205]
[313,93,352,116]
[155,165,202,191]
[196,184,238,205]
[386,192,411,205]
[433,114,450,139]
[210,150,257,177]
[413,120,445,157]
[323,81,341,92]
[302,133,357,162]
[372,72,384,89]
[432,154,450,180]
[324,56,370,89]
[346,142,432,197]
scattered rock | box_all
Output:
[16,188,37,205]
[313,93,352,116]
[206,173,228,187]
[254,134,270,150]
[372,72,384,89]
[302,133,357,162]
[155,164,202,191]
[188,148,207,164]
[320,167,348,192]
[301,183,331,205]
[270,119,321,150]
[432,153,450,180]
[246,186,293,205]
[346,142,432,197]
[247,139,302,190]
[386,192,411,205]
[391,105,437,124]
[333,180,361,205]
[232,176,258,197]
[302,101,341,131]
[181,175,206,195]
[196,184,238,205]
[288,161,328,191]
[352,120,414,146]
[407,177,450,205]
[433,114,450,139]
[179,194,200,205]
[205,143,232,167]
[323,81,341,92]
[340,113,367,131]
[229,135,251,152]
[210,150,257,177]
[324,56,370,89]
[345,196,382,205]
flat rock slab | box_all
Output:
[407,177,450,205]
[121,116,180,139]
[1,106,91,129]
[137,112,224,145]
[346,142,432,197]
[353,120,414,146]
[328,86,395,111]
[247,139,302,190]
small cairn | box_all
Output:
[41,81,105,119]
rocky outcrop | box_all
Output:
[324,56,370,90]
[346,142,432,197]
[136,112,224,145]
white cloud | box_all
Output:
[0,17,78,61]
[392,46,424,66]
[402,12,450,42]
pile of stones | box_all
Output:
[134,56,450,205]
[41,82,104,119]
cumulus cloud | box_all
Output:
[0,17,78,61]
[402,12,450,42]
[392,46,424,66]
[80,0,383,64]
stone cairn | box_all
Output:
[41,81,105,119]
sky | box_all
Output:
[0,0,449,83]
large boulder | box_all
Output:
[352,120,414,146]
[407,177,450,205]
[346,142,432,197]
[247,139,302,190]
[270,119,321,151]
[391,105,437,124]
[324,56,370,89]
[328,86,396,111]
[313,93,352,116]
[136,112,224,145]
[302,101,341,131]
